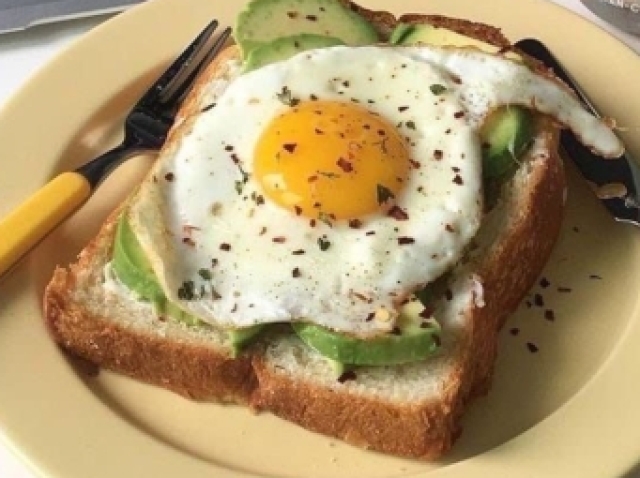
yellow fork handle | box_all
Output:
[0,172,91,277]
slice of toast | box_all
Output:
[44,5,565,460]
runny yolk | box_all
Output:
[254,100,410,220]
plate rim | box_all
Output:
[1,0,640,477]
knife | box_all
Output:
[515,38,640,226]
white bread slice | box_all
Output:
[44,6,566,460]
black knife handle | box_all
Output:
[515,38,640,225]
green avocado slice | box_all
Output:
[244,34,344,72]
[111,213,263,351]
[234,0,378,56]
[292,301,441,366]
[480,106,534,178]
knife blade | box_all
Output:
[515,38,640,226]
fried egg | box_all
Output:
[128,45,622,337]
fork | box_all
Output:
[0,20,232,278]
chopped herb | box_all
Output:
[286,11,298,18]
[405,120,416,130]
[272,236,286,243]
[318,171,340,179]
[348,219,363,229]
[430,84,447,95]
[292,267,301,278]
[318,212,333,226]
[201,103,216,112]
[434,150,443,160]
[398,106,409,112]
[220,243,231,251]
[453,174,464,185]
[294,205,302,216]
[509,327,520,336]
[376,184,395,205]
[527,342,539,353]
[318,237,331,251]
[306,14,317,21]
[534,293,544,307]
[164,172,175,181]
[198,268,212,281]
[292,249,305,255]
[540,277,550,288]
[454,111,465,119]
[276,86,299,107]
[544,309,556,321]
[177,280,196,300]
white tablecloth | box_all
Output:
[0,1,638,476]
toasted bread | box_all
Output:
[44,3,566,460]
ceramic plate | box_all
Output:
[1,0,640,476]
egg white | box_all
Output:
[128,45,622,336]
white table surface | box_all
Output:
[0,1,639,477]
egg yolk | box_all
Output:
[254,101,410,220]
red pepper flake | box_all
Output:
[220,243,231,251]
[453,174,464,185]
[534,293,544,307]
[287,11,298,18]
[445,224,455,233]
[224,145,234,152]
[272,236,286,243]
[283,143,297,153]
[294,205,302,216]
[182,237,196,247]
[337,370,357,383]
[292,267,301,278]
[410,159,421,169]
[348,219,363,229]
[510,327,519,336]
[306,14,318,21]
[397,237,415,245]
[377,129,386,136]
[309,219,317,228]
[527,342,539,353]
[292,249,305,255]
[544,309,556,321]
[557,286,572,293]
[433,150,443,160]
[365,312,375,322]
[539,277,550,288]
[164,172,175,181]
[388,205,409,221]
[419,307,434,319]
[454,111,465,119]
[451,76,462,84]
[398,106,409,112]
[445,289,453,301]
[336,157,354,173]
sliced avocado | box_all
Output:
[112,214,263,352]
[389,23,415,45]
[392,23,523,62]
[244,33,344,72]
[112,212,164,304]
[234,0,378,56]
[292,300,440,366]
[480,106,534,179]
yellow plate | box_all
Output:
[1,0,640,476]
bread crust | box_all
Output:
[42,6,566,460]
[44,211,257,402]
